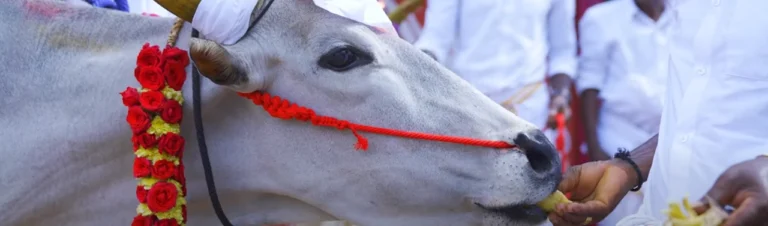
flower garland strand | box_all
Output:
[122,43,190,226]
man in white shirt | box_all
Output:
[413,0,577,129]
[548,0,768,225]
[575,0,669,224]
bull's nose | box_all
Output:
[513,130,561,174]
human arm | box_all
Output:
[575,10,611,161]
[549,134,658,226]
[546,0,577,93]
[581,90,609,160]
[692,155,768,226]
[412,0,460,63]
[545,0,577,127]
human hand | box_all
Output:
[692,156,768,226]
[548,160,638,226]
[587,148,611,162]
[547,92,572,129]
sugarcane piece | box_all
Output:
[663,197,729,226]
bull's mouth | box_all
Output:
[475,203,548,223]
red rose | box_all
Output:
[127,106,151,134]
[131,133,140,151]
[147,182,179,212]
[158,133,184,157]
[160,100,183,124]
[120,87,140,106]
[132,140,139,151]
[155,219,179,226]
[136,185,148,203]
[174,163,186,195]
[139,90,166,111]
[133,157,151,178]
[135,66,166,91]
[133,132,158,149]
[137,43,162,68]
[131,214,154,226]
[182,205,187,223]
[162,46,190,68]
[151,160,176,180]
[163,63,187,91]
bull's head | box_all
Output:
[156,0,562,225]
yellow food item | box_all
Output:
[663,197,728,226]
[387,0,425,23]
[537,190,572,212]
[537,191,592,225]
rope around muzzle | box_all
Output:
[237,91,518,150]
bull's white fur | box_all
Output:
[0,0,560,225]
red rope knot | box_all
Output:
[310,116,369,150]
[292,105,315,121]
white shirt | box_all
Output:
[577,0,671,155]
[413,0,578,103]
[314,0,397,34]
[638,0,768,220]
[126,0,174,16]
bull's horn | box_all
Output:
[154,0,201,22]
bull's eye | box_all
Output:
[318,46,372,72]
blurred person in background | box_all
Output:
[549,0,768,225]
[413,0,578,130]
[576,0,669,224]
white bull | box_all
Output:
[0,0,562,225]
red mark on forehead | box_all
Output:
[369,26,390,35]
[23,0,64,18]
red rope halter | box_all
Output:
[237,91,517,150]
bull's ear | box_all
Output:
[190,38,248,86]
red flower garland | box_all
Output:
[124,43,189,226]
[147,182,180,212]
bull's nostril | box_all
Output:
[513,130,559,173]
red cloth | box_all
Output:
[568,0,605,167]
[568,1,605,225]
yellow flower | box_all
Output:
[162,86,185,105]
[148,116,180,135]
[137,204,152,216]
[155,204,184,222]
[139,177,160,188]
[136,147,180,164]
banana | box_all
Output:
[663,197,729,226]
[537,190,572,212]
[536,191,592,225]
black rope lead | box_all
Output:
[190,1,275,225]
[191,28,234,226]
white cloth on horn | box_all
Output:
[191,0,260,45]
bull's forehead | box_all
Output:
[240,1,390,63]
[253,0,385,43]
